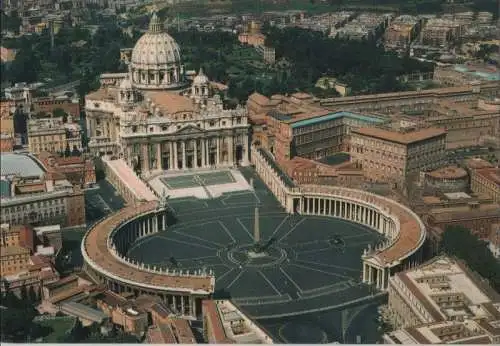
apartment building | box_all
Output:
[28,117,83,155]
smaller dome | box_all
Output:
[193,67,209,85]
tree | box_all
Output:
[53,108,68,121]
[64,144,71,157]
[28,286,38,304]
[0,307,33,341]
[440,225,500,292]
[71,145,81,156]
[0,290,19,308]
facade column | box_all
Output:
[201,139,206,167]
[228,136,234,166]
[157,143,162,170]
[216,137,220,166]
[172,295,177,310]
[169,142,174,170]
[181,296,185,315]
[194,140,198,168]
[377,269,381,289]
[243,137,249,164]
[192,297,197,318]
[362,263,367,282]
[142,144,149,172]
[173,142,178,170]
[182,141,186,170]
[381,268,386,290]
[368,265,373,284]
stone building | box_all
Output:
[247,92,388,163]
[384,256,500,344]
[421,192,500,248]
[0,153,86,229]
[32,96,80,119]
[422,166,469,193]
[85,13,250,174]
[349,126,447,187]
[421,98,500,149]
[280,155,364,187]
[27,117,83,155]
[38,151,96,188]
[470,167,500,204]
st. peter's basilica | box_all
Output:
[85,12,250,175]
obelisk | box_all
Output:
[254,206,260,243]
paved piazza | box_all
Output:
[147,169,251,199]
[128,169,384,326]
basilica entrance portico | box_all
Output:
[125,133,249,173]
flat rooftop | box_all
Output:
[290,111,387,129]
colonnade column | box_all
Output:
[362,261,388,291]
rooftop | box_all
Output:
[352,127,446,145]
[83,201,214,293]
[102,157,157,202]
[145,91,194,114]
[426,166,468,180]
[475,167,500,187]
[290,111,386,129]
[0,153,45,178]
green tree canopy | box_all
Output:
[440,225,500,292]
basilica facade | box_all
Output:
[85,13,250,174]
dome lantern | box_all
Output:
[148,12,163,33]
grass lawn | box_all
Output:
[35,317,75,342]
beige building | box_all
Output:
[0,245,31,277]
[85,13,250,173]
[28,117,83,155]
[421,98,500,149]
[384,256,500,344]
[349,126,447,187]
[471,167,500,204]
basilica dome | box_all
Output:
[129,12,186,90]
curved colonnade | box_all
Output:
[82,146,427,312]
[252,146,426,290]
[81,201,215,319]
